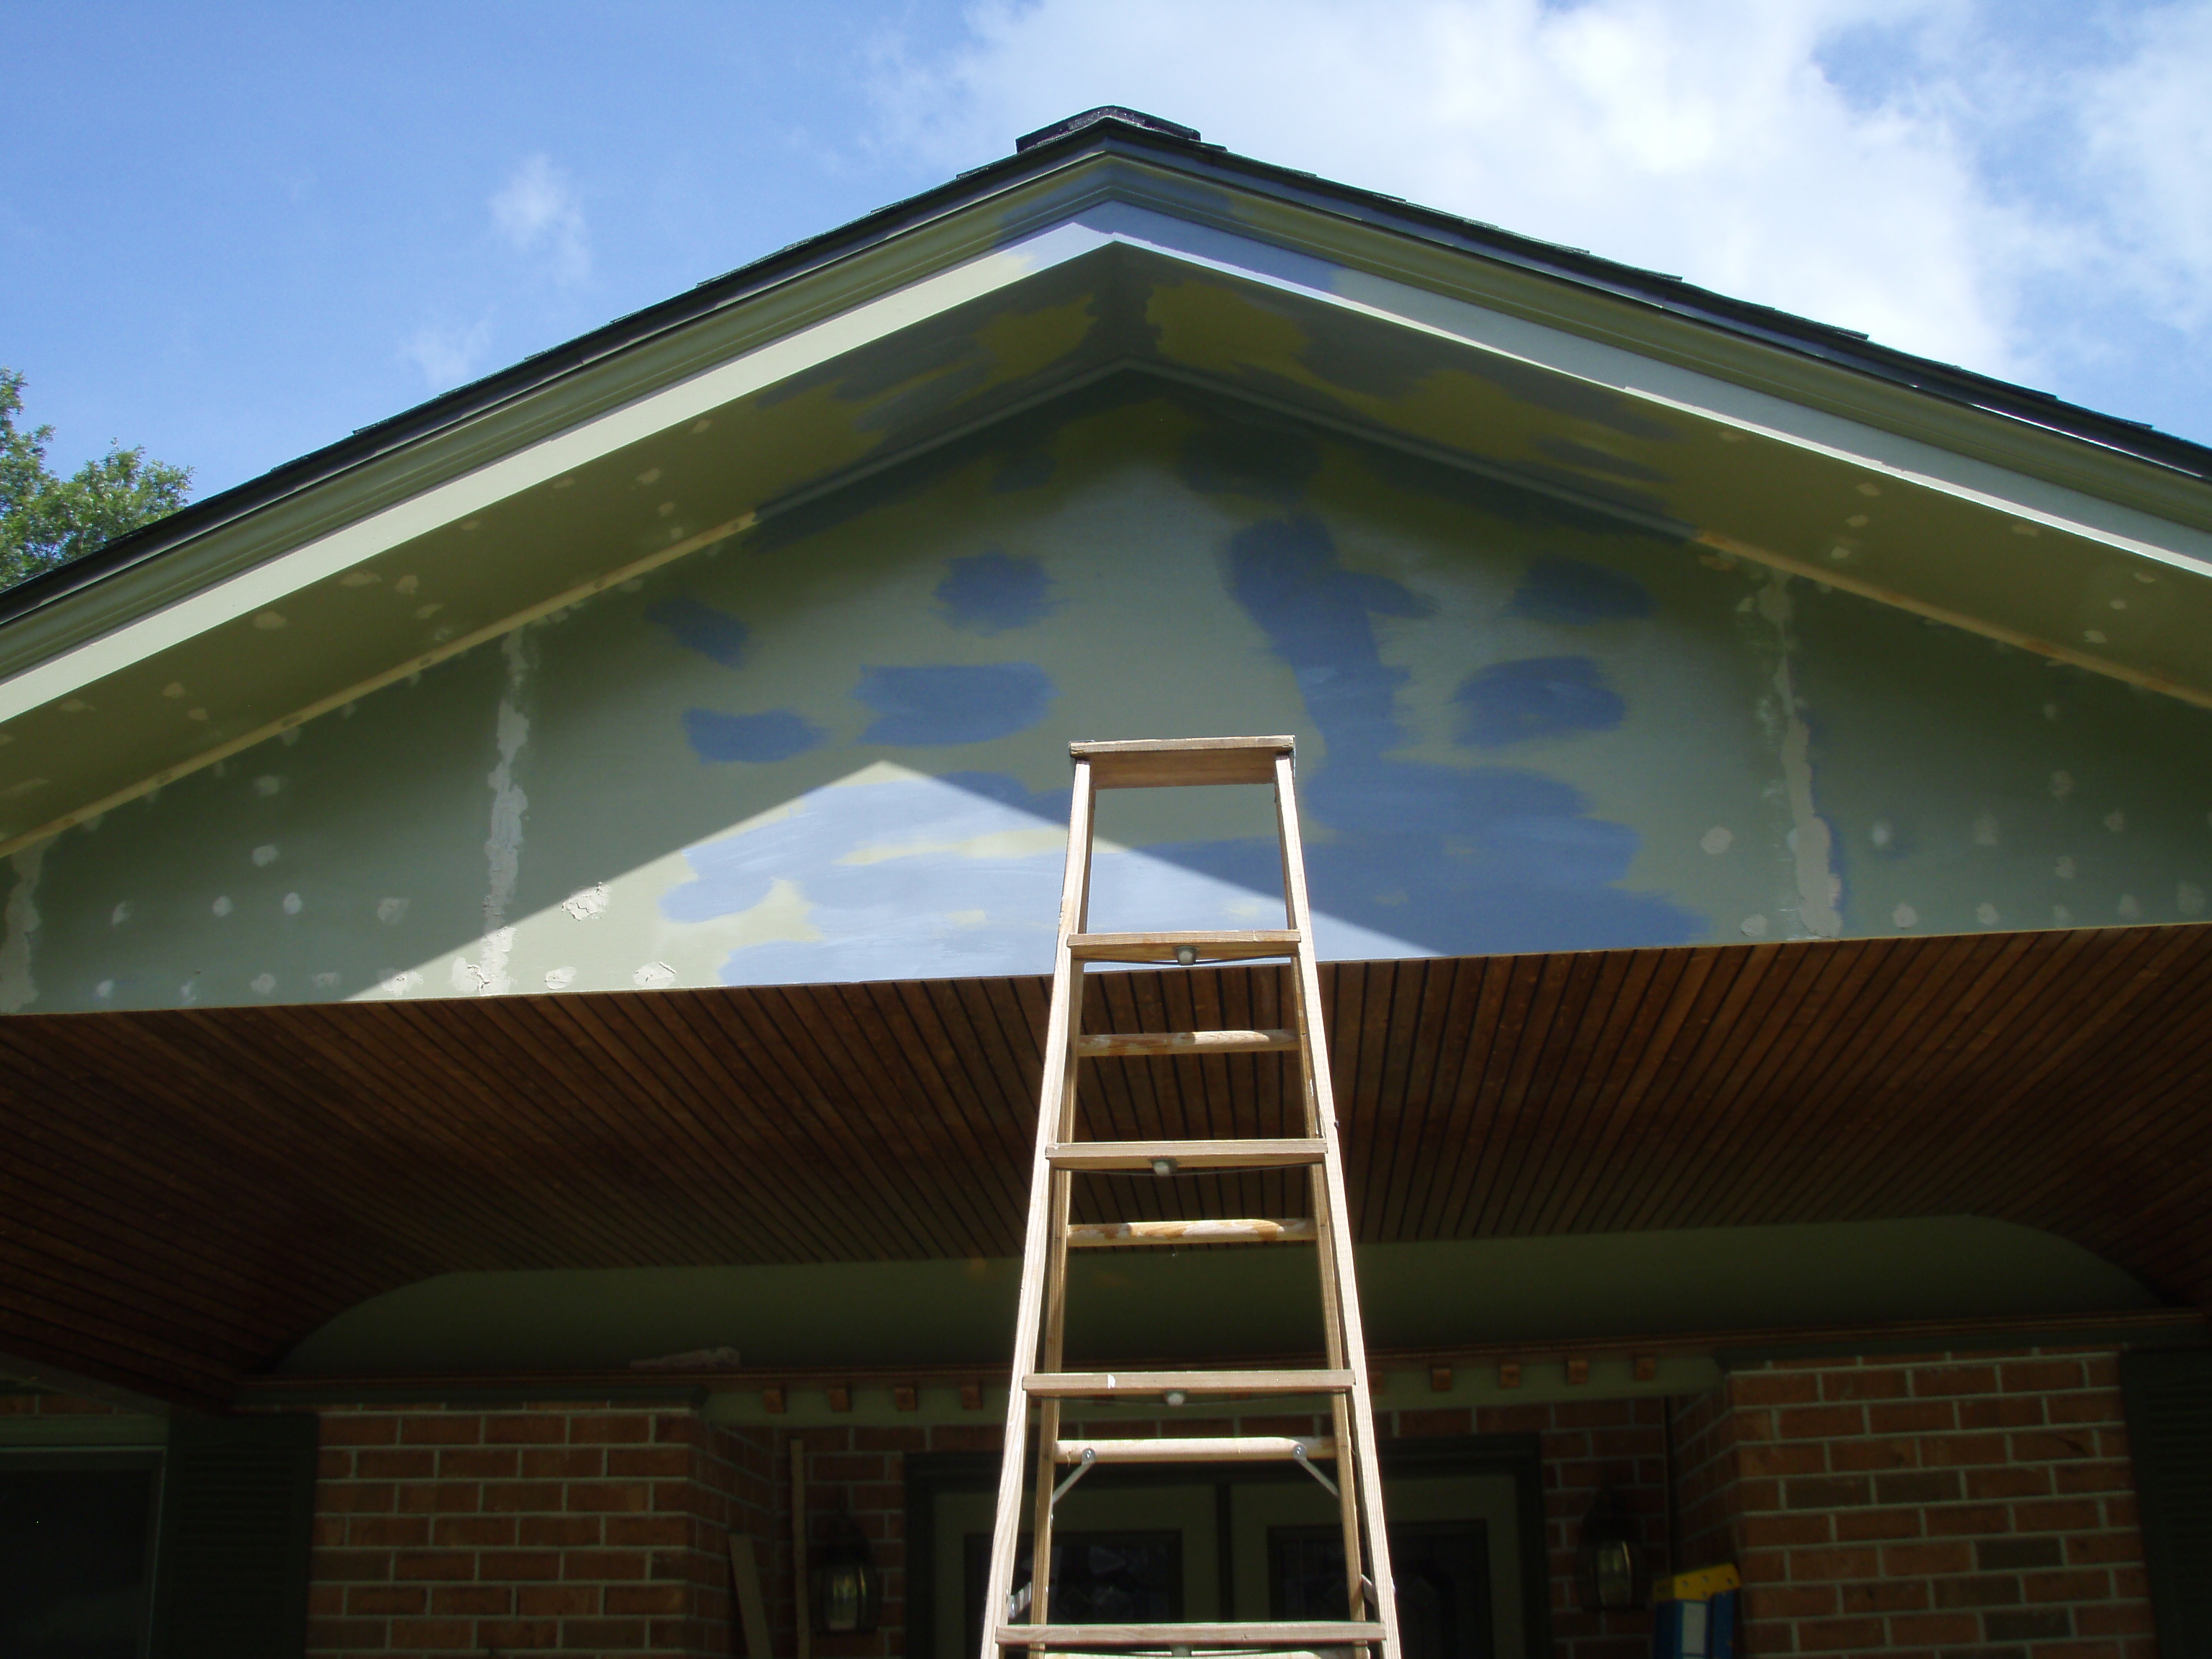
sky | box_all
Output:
[5,0,2211,503]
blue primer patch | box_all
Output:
[935,552,1055,633]
[646,597,751,667]
[681,709,826,763]
[1509,557,1654,626]
[1223,515,1701,953]
[857,664,1054,746]
[1455,657,1627,747]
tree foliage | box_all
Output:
[1,369,192,590]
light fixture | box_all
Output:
[811,1511,883,1635]
[1578,1482,1643,1611]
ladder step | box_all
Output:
[1068,930,1300,963]
[1076,1028,1298,1057]
[1048,1139,1326,1172]
[1056,1435,1336,1463]
[1072,736,1295,790]
[1067,1218,1316,1249]
[997,1621,1383,1648]
[1024,1369,1354,1398]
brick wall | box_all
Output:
[1672,1349,2154,1658]
[306,1401,773,1658]
[0,1388,133,1419]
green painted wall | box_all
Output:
[4,385,2209,1013]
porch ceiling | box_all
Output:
[5,921,2211,1409]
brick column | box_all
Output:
[1668,1349,2155,1656]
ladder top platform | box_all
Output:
[1071,736,1295,788]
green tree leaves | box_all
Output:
[2,369,192,590]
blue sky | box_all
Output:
[7,1,2210,500]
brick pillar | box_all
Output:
[307,1401,773,1658]
[1669,1349,2156,1655]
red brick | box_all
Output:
[395,1480,480,1516]
[521,1447,607,1480]
[1923,1432,2010,1467]
[1796,1616,1887,1650]
[854,1426,927,1452]
[518,1515,601,1547]
[2056,1460,2136,1496]
[1829,1437,1922,1473]
[2002,1359,2087,1393]
[392,1550,479,1583]
[1734,1373,1822,1406]
[387,1615,476,1649]
[2025,1568,2113,1602]
[606,1583,688,1616]
[1833,1506,1923,1542]
[437,1447,520,1480]
[516,1584,599,1618]
[608,1446,691,1479]
[305,1617,388,1647]
[1930,1574,2023,1609]
[559,1617,647,1648]
[475,1619,560,1649]
[356,1448,439,1480]
[431,1583,515,1616]
[2016,1498,2103,1532]
[1786,1545,1881,1581]
[346,1583,428,1615]
[1912,1364,2000,1396]
[1822,1367,1910,1402]
[311,1547,394,1582]
[1840,1578,1927,1612]
[1744,1443,1830,1477]
[398,1415,482,1446]
[562,1549,650,1581]
[320,1414,403,1447]
[433,1514,516,1549]
[484,1413,570,1444]
[1923,1502,2013,1537]
[323,1480,398,1514]
[2066,1531,2144,1566]
[1887,1612,1981,1645]
[346,1516,431,1549]
[1397,1406,1474,1436]
[1959,1396,2046,1430]
[565,1480,651,1514]
[1745,1585,1838,1619]
[1741,1513,1830,1547]
[1881,1540,1972,1576]
[605,1514,689,1548]
[1777,1406,1867,1439]
[483,1480,565,1514]
[478,1549,563,1581]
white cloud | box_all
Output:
[400,315,493,389]
[490,153,590,285]
[871,0,2212,408]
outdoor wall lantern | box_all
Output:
[811,1511,884,1635]
[1577,1483,1644,1611]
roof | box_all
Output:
[6,107,2207,630]
[6,107,2212,860]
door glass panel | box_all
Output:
[1268,1521,1493,1659]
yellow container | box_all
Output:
[1653,1563,1742,1601]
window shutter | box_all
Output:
[150,1412,318,1659]
[2122,1347,2212,1656]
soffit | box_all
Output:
[2,923,2208,1408]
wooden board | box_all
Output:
[1071,736,1295,789]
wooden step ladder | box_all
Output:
[982,735,1401,1659]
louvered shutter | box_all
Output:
[2122,1347,2212,1656]
[150,1413,318,1659]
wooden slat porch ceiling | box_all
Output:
[4,922,2211,1408]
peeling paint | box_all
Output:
[453,631,531,995]
[0,845,44,1012]
[1758,573,1843,938]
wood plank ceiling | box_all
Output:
[4,922,2211,1408]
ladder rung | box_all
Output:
[1067,1218,1316,1248]
[1048,1140,1326,1172]
[1056,1435,1336,1463]
[1068,930,1300,963]
[1076,1028,1298,1057]
[1038,1650,1352,1659]
[1024,1370,1354,1397]
[997,1621,1383,1647]
[1072,736,1295,789]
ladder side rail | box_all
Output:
[1030,770,1097,1637]
[981,758,1098,1659]
[1275,754,1401,1659]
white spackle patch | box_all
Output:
[376,897,410,924]
[81,812,102,833]
[186,709,207,722]
[2105,811,2127,833]
[1869,821,1892,850]
[1972,814,2000,848]
[2056,856,2076,880]
[2085,629,2107,644]
[1740,914,1770,938]
[838,826,1066,866]
[94,979,113,1000]
[395,574,420,595]
[251,973,276,994]
[161,682,186,698]
[1892,902,1918,928]
[282,892,302,915]
[2054,904,2074,925]
[2044,703,2060,721]
[544,966,577,991]
[252,844,279,867]
[313,971,339,989]
[562,884,609,920]
[377,968,423,998]
[637,467,662,485]
[212,896,233,917]
[111,902,131,925]
[1977,902,2000,925]
[1755,575,1842,938]
[632,961,677,989]
[281,727,301,747]
[415,603,442,620]
[2180,883,2206,917]
[2118,894,2142,920]
[1700,826,1733,855]
[657,501,675,517]
[453,631,531,995]
[947,909,987,927]
[339,569,380,587]
[2049,770,2074,800]
[0,845,45,1012]
[253,611,287,630]
[254,775,283,796]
